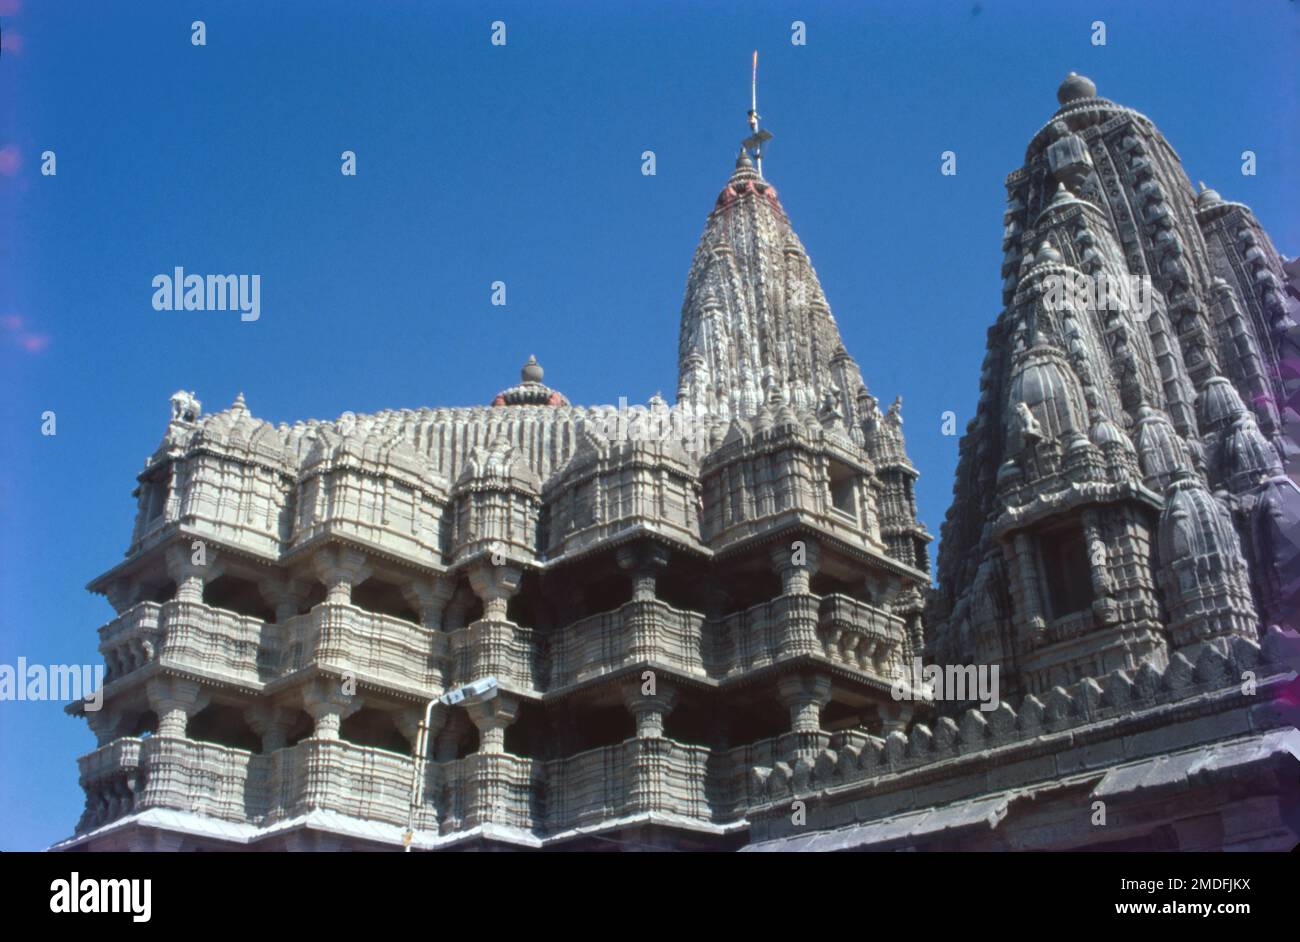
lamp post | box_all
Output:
[403,676,499,852]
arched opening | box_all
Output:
[725,697,788,747]
[1038,524,1094,618]
[581,572,631,618]
[811,571,863,600]
[188,704,261,752]
[821,699,866,733]
[145,580,176,604]
[202,575,274,621]
[827,460,859,521]
[718,567,782,614]
[298,580,326,615]
[507,570,547,628]
[282,711,313,749]
[351,577,420,623]
[339,708,410,754]
[442,582,482,631]
[130,710,158,738]
[435,711,480,760]
[503,700,548,758]
[662,698,715,747]
[566,705,634,753]
[656,563,708,612]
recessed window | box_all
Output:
[145,478,169,521]
[1039,526,1094,618]
[828,461,858,519]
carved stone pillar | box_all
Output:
[311,546,373,607]
[85,707,129,747]
[394,703,448,757]
[1010,532,1048,645]
[1081,509,1118,625]
[467,562,523,623]
[259,575,312,623]
[466,694,519,754]
[434,711,473,761]
[616,542,670,603]
[777,673,832,734]
[621,681,678,739]
[777,673,832,761]
[770,537,821,594]
[300,679,362,740]
[402,576,456,630]
[146,677,210,739]
[876,700,914,736]
[104,579,141,615]
[245,702,300,753]
[164,543,223,606]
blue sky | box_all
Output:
[1,0,1295,850]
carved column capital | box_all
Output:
[146,677,210,738]
[776,672,832,733]
[467,562,523,623]
[259,574,314,623]
[770,537,821,594]
[394,703,449,755]
[402,576,456,630]
[85,707,130,747]
[311,546,373,606]
[299,678,363,740]
[621,680,678,739]
[164,542,224,604]
[244,701,300,753]
[466,693,519,754]
[616,542,671,602]
[104,579,142,615]
[876,700,913,735]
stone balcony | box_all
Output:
[542,738,721,832]
[816,594,908,679]
[99,602,164,680]
[95,600,446,697]
[76,735,436,835]
[94,591,905,707]
[544,599,709,689]
[74,733,744,843]
[279,604,446,695]
[543,593,903,690]
[445,620,539,693]
[100,600,273,688]
[712,592,906,683]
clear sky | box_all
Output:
[1,0,1295,851]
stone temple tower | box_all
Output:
[58,107,932,851]
[739,74,1300,854]
[56,74,1300,854]
[927,72,1300,700]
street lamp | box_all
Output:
[403,677,499,851]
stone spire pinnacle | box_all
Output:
[677,133,869,422]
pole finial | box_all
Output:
[742,50,772,174]
[749,50,759,132]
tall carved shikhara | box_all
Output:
[928,72,1300,701]
[60,75,1300,852]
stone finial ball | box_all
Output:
[1057,72,1097,105]
[522,355,544,383]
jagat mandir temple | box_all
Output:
[55,74,1300,852]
